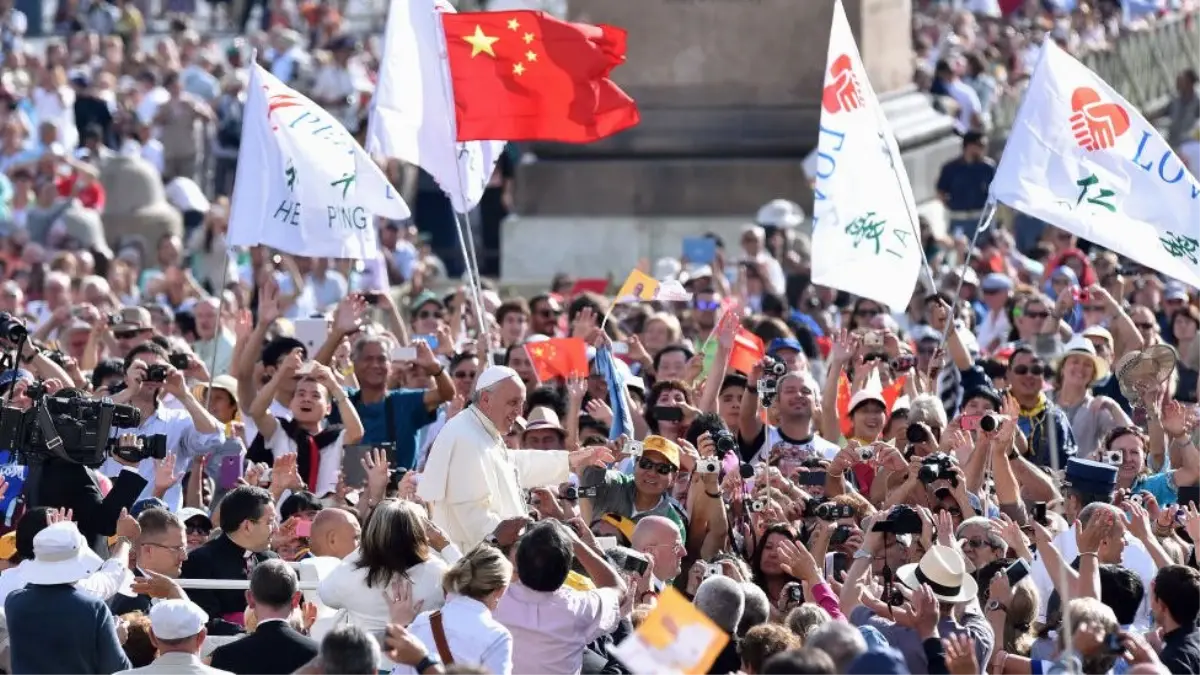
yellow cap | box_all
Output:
[641,435,681,468]
[563,570,597,592]
[600,513,636,542]
[0,532,16,560]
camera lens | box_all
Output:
[715,429,736,453]
[906,424,930,445]
[859,447,876,461]
[739,463,755,480]
[979,413,999,433]
[918,462,939,484]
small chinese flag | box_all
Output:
[727,328,764,376]
[835,372,906,438]
[440,10,640,143]
[525,337,589,380]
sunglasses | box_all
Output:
[417,310,443,320]
[637,457,675,475]
[1135,322,1155,331]
[114,329,144,340]
[536,309,561,318]
[963,538,993,549]
[694,299,721,311]
[453,370,477,380]
[186,525,210,536]
[855,308,881,318]
[1023,311,1050,320]
[581,436,607,446]
[1010,363,1047,377]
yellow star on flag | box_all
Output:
[523,32,534,44]
[513,62,525,76]
[525,50,537,62]
[462,25,499,58]
[507,18,520,30]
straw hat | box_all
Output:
[896,544,978,604]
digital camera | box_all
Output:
[807,499,855,522]
[859,446,876,461]
[918,453,958,487]
[872,505,924,535]
[714,429,736,454]
[979,413,1001,433]
[748,498,767,513]
[623,439,644,457]
[696,458,720,475]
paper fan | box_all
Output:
[1115,344,1178,405]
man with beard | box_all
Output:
[103,342,229,512]
[738,367,838,465]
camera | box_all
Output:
[739,463,756,480]
[560,486,579,501]
[0,312,28,343]
[918,453,958,487]
[0,389,143,468]
[787,583,804,602]
[145,365,169,383]
[891,354,916,371]
[1032,501,1048,525]
[703,563,721,579]
[859,446,876,461]
[906,423,932,445]
[748,498,767,513]
[623,439,643,456]
[1101,449,1122,466]
[872,505,924,535]
[714,429,736,454]
[979,413,1000,433]
[765,358,787,378]
[107,313,122,327]
[111,433,169,464]
[578,486,600,499]
[806,499,854,521]
[168,353,191,371]
[696,458,720,475]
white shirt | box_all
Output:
[136,87,170,125]
[244,399,292,451]
[391,595,512,675]
[165,177,211,213]
[1031,523,1156,628]
[265,421,345,497]
[31,87,76,149]
[0,556,132,605]
[976,306,1012,353]
[99,405,226,511]
[945,78,982,134]
[748,426,840,465]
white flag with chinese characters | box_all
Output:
[366,0,506,213]
[228,63,410,260]
[810,0,923,310]
[990,40,1200,288]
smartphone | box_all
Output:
[1032,501,1048,525]
[960,415,982,432]
[218,455,242,491]
[296,361,315,376]
[489,349,506,366]
[295,519,313,538]
[260,468,272,486]
[412,334,439,350]
[611,342,630,355]
[622,551,650,576]
[653,406,684,422]
[1005,558,1031,587]
[169,353,190,371]
[293,318,329,353]
[825,552,849,580]
[361,291,381,305]
[391,346,417,361]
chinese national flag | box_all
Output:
[727,328,764,376]
[525,337,589,381]
[440,10,640,143]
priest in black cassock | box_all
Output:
[179,485,278,635]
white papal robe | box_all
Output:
[417,406,570,550]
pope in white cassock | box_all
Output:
[417,365,613,550]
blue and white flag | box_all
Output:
[594,345,634,442]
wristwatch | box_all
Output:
[985,599,1007,613]
[484,533,500,546]
[853,547,874,560]
[415,655,441,674]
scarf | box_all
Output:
[246,417,343,494]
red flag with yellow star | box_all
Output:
[440,10,639,143]
[525,337,590,381]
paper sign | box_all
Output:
[616,269,660,304]
[612,587,728,675]
[682,237,717,265]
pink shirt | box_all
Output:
[492,582,622,675]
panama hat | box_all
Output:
[1055,334,1110,383]
[896,544,977,604]
[23,522,103,586]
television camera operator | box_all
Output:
[100,342,232,512]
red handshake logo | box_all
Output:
[1069,87,1130,152]
[822,54,863,114]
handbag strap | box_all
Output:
[429,611,455,666]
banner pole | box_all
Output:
[937,200,997,344]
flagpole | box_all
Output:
[937,200,997,344]
[203,250,234,409]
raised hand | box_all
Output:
[565,375,587,403]
[384,577,424,627]
[1161,400,1199,438]
[821,54,863,113]
[153,455,185,494]
[334,295,368,335]
[1069,87,1130,152]
[943,633,980,675]
[584,398,614,425]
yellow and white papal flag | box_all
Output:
[809,0,924,310]
[228,63,410,260]
[990,40,1200,288]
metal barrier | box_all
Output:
[992,12,1200,135]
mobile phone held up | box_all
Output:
[653,406,684,422]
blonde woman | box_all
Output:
[392,545,514,675]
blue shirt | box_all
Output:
[1133,471,1178,506]
[332,388,435,469]
[936,157,996,212]
[0,450,26,528]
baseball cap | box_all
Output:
[113,307,153,333]
[981,273,1014,293]
[1164,281,1189,302]
[149,600,209,640]
[640,435,681,469]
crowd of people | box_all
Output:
[0,0,1194,675]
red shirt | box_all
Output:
[55,174,105,210]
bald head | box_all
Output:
[309,508,360,559]
[631,516,684,582]
[631,516,676,548]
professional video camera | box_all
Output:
[0,385,153,466]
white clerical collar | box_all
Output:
[470,406,504,443]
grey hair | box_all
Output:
[352,333,392,362]
[785,603,832,644]
[956,516,1007,552]
[907,393,948,431]
[737,582,770,637]
[804,620,867,671]
[693,576,745,634]
[318,625,380,675]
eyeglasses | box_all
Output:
[417,310,443,320]
[581,436,607,446]
[638,457,676,475]
[694,299,721,311]
[963,538,992,549]
[1023,311,1050,320]
[114,329,144,340]
[453,370,477,380]
[1010,363,1047,377]
[185,525,210,536]
[144,541,187,554]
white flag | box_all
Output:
[367,0,506,214]
[228,64,410,259]
[991,41,1200,288]
[810,0,923,310]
